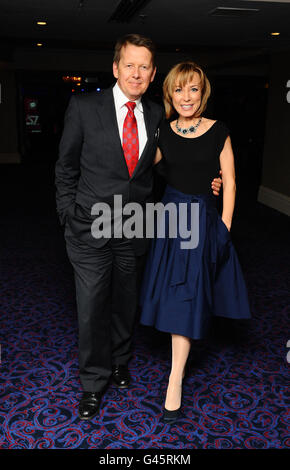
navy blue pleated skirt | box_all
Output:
[139,185,251,340]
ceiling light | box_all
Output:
[37,21,47,25]
[271,32,280,36]
[242,1,290,3]
[209,7,259,17]
[37,43,43,47]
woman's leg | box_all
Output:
[165,334,191,410]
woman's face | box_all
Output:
[171,72,202,120]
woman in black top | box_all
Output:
[140,61,251,422]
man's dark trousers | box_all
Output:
[65,234,140,393]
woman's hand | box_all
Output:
[211,170,222,196]
[154,147,163,165]
[222,219,231,231]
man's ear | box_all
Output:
[150,66,157,83]
[113,62,119,80]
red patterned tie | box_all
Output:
[122,101,139,177]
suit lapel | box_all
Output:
[131,97,155,179]
[141,97,155,159]
[98,87,123,152]
[97,87,130,175]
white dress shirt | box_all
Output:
[113,82,147,159]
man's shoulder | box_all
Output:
[144,97,163,111]
[73,88,112,106]
[143,97,164,119]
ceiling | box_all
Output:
[0,0,290,56]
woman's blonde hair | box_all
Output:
[163,61,211,119]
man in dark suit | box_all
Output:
[55,34,221,420]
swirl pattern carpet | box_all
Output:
[0,196,289,449]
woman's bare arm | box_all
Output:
[219,136,236,231]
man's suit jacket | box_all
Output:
[55,86,164,256]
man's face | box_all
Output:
[113,43,156,100]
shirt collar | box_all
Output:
[113,82,143,113]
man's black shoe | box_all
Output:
[78,392,102,420]
[112,365,131,389]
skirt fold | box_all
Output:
[140,185,251,340]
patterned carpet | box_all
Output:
[0,166,289,449]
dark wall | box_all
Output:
[261,51,290,198]
[0,64,20,163]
